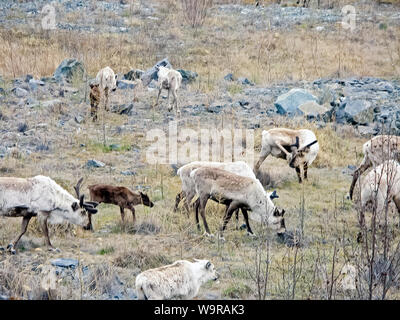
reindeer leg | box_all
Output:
[304,162,308,180]
[393,196,400,228]
[194,198,201,231]
[219,202,238,241]
[174,191,183,212]
[120,206,126,224]
[254,153,268,172]
[156,88,162,106]
[167,89,172,112]
[241,209,255,236]
[130,206,136,225]
[199,196,212,236]
[7,215,32,254]
[104,87,109,112]
[39,214,57,252]
[295,166,302,183]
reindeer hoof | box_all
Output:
[7,244,16,255]
[247,232,257,238]
[48,247,60,253]
[218,235,226,242]
[203,232,214,238]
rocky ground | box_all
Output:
[1,0,400,301]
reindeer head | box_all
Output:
[73,178,99,230]
[289,138,318,169]
[271,207,286,234]
[140,192,154,208]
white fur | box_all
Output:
[156,66,182,115]
[136,259,218,300]
[0,175,88,226]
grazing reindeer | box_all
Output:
[358,160,400,229]
[254,128,319,183]
[88,184,154,230]
[190,167,286,239]
[155,66,182,115]
[0,176,98,254]
[174,161,278,232]
[349,135,400,200]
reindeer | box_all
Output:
[174,161,278,232]
[88,184,154,230]
[155,66,182,115]
[254,128,319,183]
[349,135,400,200]
[0,176,98,254]
[190,167,286,239]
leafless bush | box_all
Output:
[180,0,213,28]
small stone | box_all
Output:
[86,159,105,168]
[51,258,79,269]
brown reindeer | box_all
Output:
[88,184,154,230]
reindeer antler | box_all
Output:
[74,177,84,199]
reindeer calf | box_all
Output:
[88,184,154,229]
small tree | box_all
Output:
[180,0,213,28]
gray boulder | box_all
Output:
[53,58,86,83]
[224,73,235,81]
[275,88,317,116]
[336,98,374,125]
[51,258,79,269]
[123,69,144,81]
[237,77,254,86]
[117,80,136,90]
[86,159,105,168]
[12,87,28,98]
[297,101,330,121]
[141,58,172,87]
[177,69,198,84]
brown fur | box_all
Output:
[88,184,154,229]
[89,83,101,122]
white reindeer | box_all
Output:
[155,66,182,115]
[254,128,319,183]
[0,176,98,254]
[136,259,219,300]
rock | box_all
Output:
[0,88,4,95]
[28,79,45,91]
[12,87,28,98]
[51,258,79,269]
[206,102,227,114]
[141,58,172,87]
[117,80,136,90]
[53,58,86,83]
[336,98,374,125]
[297,101,330,120]
[17,123,28,133]
[224,73,235,81]
[237,77,254,86]
[25,74,34,83]
[86,159,105,168]
[120,170,136,176]
[124,69,144,81]
[111,103,134,115]
[109,144,120,151]
[357,125,378,137]
[275,88,317,116]
[74,115,85,124]
[177,69,198,84]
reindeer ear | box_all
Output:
[79,194,84,208]
[72,202,79,211]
